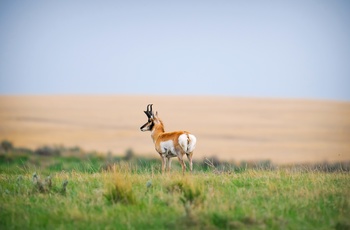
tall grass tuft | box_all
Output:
[60,180,68,195]
[104,171,136,205]
[167,177,204,217]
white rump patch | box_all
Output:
[187,134,196,152]
[179,134,197,153]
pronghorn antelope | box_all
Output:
[140,104,197,174]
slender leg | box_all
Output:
[187,152,193,172]
[161,156,167,174]
[178,155,186,175]
[167,157,172,173]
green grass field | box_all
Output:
[0,142,349,229]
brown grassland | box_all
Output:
[0,95,349,164]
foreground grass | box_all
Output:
[0,141,349,229]
[0,164,349,230]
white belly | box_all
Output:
[159,140,177,157]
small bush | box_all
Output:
[124,148,134,161]
[35,146,60,156]
[1,140,13,151]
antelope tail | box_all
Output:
[186,133,190,152]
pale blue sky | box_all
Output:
[0,1,349,100]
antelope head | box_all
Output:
[140,104,155,132]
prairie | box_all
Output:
[0,95,349,229]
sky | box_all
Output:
[0,0,349,100]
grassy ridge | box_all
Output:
[0,142,349,229]
[1,141,349,174]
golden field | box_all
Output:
[0,95,349,164]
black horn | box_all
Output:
[149,104,154,117]
[144,104,153,118]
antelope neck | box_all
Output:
[151,123,165,143]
